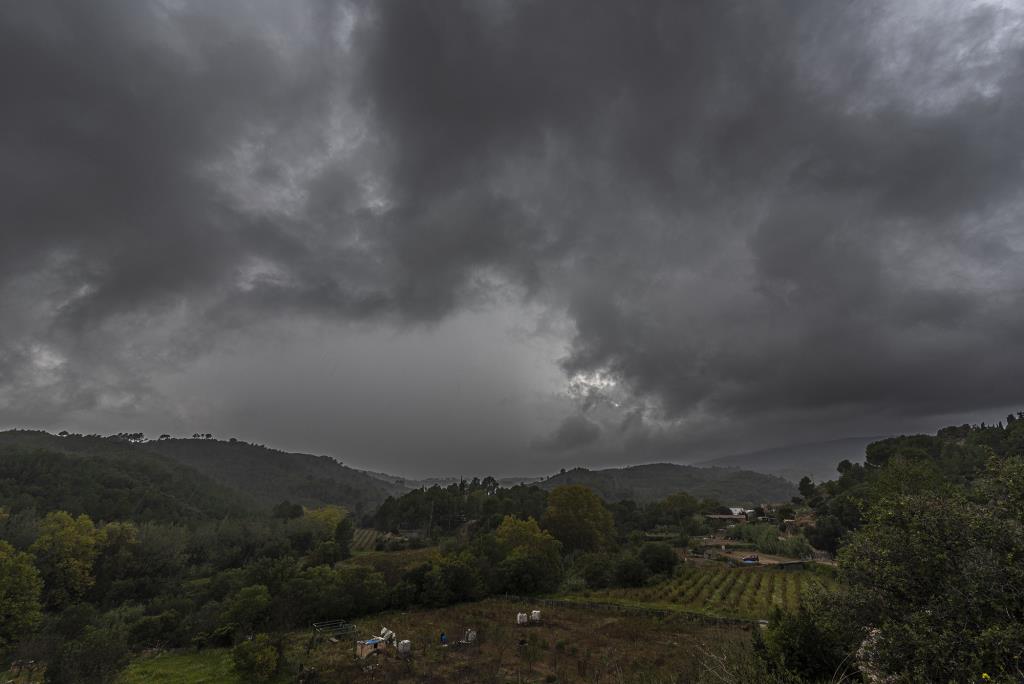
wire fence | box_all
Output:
[498,594,760,627]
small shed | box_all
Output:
[355,637,387,659]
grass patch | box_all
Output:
[343,546,438,583]
[118,649,241,684]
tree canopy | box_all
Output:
[542,485,616,553]
[0,539,42,647]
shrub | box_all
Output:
[232,633,279,682]
[639,542,678,576]
[558,574,587,594]
[614,553,650,587]
[221,584,271,635]
[575,552,615,589]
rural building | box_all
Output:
[704,513,747,523]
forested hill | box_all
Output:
[0,431,251,522]
[0,431,406,517]
[538,463,797,505]
[139,438,406,515]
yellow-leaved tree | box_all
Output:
[29,511,102,608]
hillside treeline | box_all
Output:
[0,430,402,515]
[370,475,748,536]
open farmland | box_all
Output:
[575,563,834,620]
[124,598,754,684]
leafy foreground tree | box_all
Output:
[838,463,1024,681]
[0,539,43,647]
[764,456,1024,682]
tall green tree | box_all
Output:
[797,476,816,499]
[541,485,615,553]
[494,516,563,594]
[222,584,272,635]
[29,511,102,608]
[0,540,43,647]
[92,521,139,605]
[334,515,354,560]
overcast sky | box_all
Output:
[2,1,1023,477]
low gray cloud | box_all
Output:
[1,0,1023,473]
[533,415,602,454]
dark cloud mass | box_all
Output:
[533,415,602,453]
[1,0,1023,474]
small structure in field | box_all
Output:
[355,637,387,659]
[355,626,397,659]
[312,618,356,640]
[516,610,543,625]
[705,513,747,524]
[452,628,478,650]
[308,618,356,652]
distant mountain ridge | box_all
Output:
[0,430,407,516]
[0,429,871,516]
[142,438,407,514]
[697,436,886,483]
[0,430,252,521]
[537,462,797,506]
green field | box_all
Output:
[574,563,833,620]
[344,546,438,583]
[119,649,244,684]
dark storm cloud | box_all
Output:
[533,414,601,453]
[1,0,1023,467]
[354,0,1024,441]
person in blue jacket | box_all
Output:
[439,631,448,646]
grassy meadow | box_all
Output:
[122,598,754,684]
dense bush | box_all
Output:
[638,542,678,576]
[613,553,650,587]
[232,633,278,682]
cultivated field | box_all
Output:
[123,598,754,684]
[576,563,834,620]
[351,528,386,551]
